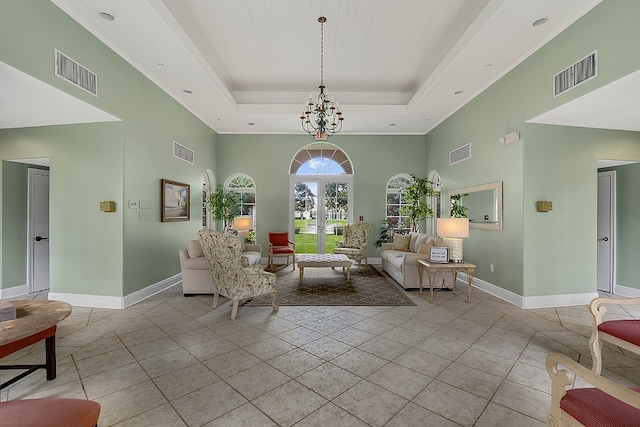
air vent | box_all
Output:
[449,143,471,165]
[553,51,597,97]
[54,49,97,96]
[173,141,194,164]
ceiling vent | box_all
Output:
[553,51,597,97]
[173,141,194,164]
[54,49,97,96]
[449,143,472,165]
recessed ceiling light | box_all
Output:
[389,123,396,127]
[248,122,255,126]
[98,12,115,21]
[183,89,192,94]
[532,17,548,27]
[454,90,464,95]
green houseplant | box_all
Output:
[450,193,469,218]
[399,174,438,232]
[208,185,240,232]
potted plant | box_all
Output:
[450,193,469,218]
[375,219,397,248]
[399,174,438,232]
[208,185,240,232]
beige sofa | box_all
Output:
[381,232,449,290]
[179,238,262,295]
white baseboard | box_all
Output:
[613,284,640,298]
[0,284,29,299]
[458,272,599,309]
[49,274,182,309]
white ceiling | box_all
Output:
[0,61,119,130]
[37,0,604,135]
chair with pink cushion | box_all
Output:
[546,352,640,427]
[0,398,101,427]
[589,297,640,374]
[268,232,296,270]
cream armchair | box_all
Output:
[197,229,278,320]
[333,223,370,269]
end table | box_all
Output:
[416,259,476,303]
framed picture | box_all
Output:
[161,179,190,222]
[429,246,449,263]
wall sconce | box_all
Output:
[537,201,553,212]
[499,131,520,144]
[99,201,116,212]
[437,218,470,263]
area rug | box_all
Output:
[246,265,416,306]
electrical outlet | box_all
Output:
[129,200,139,209]
[490,264,494,272]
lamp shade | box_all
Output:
[233,216,253,231]
[437,218,469,238]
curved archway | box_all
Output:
[289,142,353,254]
[201,169,215,229]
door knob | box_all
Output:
[598,237,609,242]
[35,236,48,241]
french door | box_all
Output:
[290,176,353,254]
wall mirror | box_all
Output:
[448,181,503,230]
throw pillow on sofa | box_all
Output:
[392,234,411,251]
[417,241,434,254]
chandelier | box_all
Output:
[300,16,344,139]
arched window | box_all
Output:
[225,173,256,230]
[386,174,412,232]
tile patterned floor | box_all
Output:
[3,269,640,426]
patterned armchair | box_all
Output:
[197,229,278,320]
[333,223,370,269]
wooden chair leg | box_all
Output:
[590,332,604,374]
[230,300,239,320]
[270,291,278,313]
[212,292,219,309]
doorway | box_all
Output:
[28,168,50,293]
[291,177,352,254]
[597,171,615,293]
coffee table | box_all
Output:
[0,300,72,390]
[296,254,353,285]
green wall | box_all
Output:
[426,0,640,299]
[217,134,427,258]
[0,0,216,299]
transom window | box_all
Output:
[386,174,412,231]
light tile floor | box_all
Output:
[3,269,640,426]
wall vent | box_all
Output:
[173,141,194,164]
[449,143,471,165]
[553,51,597,97]
[54,49,97,96]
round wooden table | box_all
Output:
[0,300,72,390]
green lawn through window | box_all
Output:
[294,218,348,254]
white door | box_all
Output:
[291,176,353,254]
[597,171,614,293]
[29,169,50,292]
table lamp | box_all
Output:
[437,218,469,263]
[233,216,253,240]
